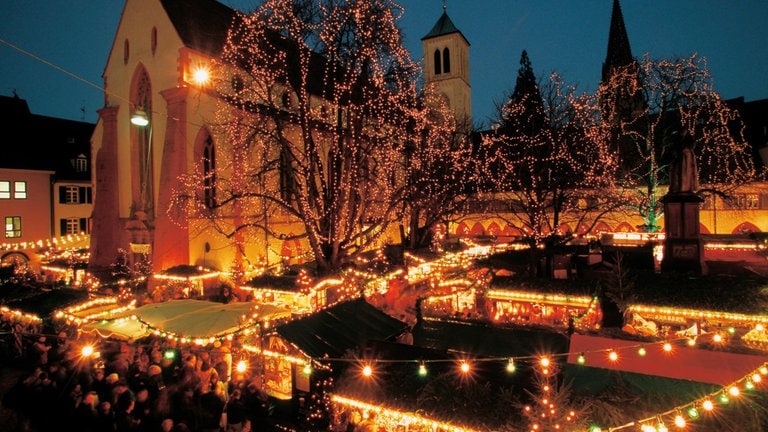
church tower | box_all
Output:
[422,4,472,127]
[602,0,634,83]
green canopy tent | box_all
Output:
[81,299,292,342]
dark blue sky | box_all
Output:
[1,1,766,126]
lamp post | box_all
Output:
[131,108,153,216]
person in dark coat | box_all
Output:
[223,388,249,432]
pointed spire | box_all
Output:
[422,5,469,45]
[602,0,634,82]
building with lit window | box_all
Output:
[0,94,94,267]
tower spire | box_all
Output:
[602,0,634,82]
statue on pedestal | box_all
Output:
[668,128,698,194]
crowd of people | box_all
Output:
[2,329,273,432]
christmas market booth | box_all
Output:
[149,265,223,301]
[252,298,409,424]
[81,299,292,343]
[80,299,292,381]
[240,272,317,315]
[480,288,602,331]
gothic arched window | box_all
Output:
[442,48,451,73]
[202,134,217,209]
[433,49,442,75]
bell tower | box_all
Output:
[422,4,471,127]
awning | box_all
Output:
[81,299,292,342]
[81,318,148,342]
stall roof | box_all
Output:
[0,288,89,318]
[82,299,292,341]
[81,318,148,342]
[276,298,408,359]
[415,317,570,358]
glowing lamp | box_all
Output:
[418,362,428,377]
[459,361,470,373]
[674,414,685,428]
[362,364,373,377]
[702,399,714,411]
[236,360,247,373]
[506,358,516,373]
[81,345,94,357]
[131,109,149,126]
[192,66,210,85]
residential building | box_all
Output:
[0,94,94,268]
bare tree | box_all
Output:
[400,85,474,251]
[171,0,425,276]
[600,53,760,231]
[477,51,624,276]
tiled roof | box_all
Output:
[422,10,468,45]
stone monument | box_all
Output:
[661,129,704,273]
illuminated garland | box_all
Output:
[0,233,89,252]
[598,362,768,432]
[627,304,768,327]
[55,296,136,325]
[331,394,480,432]
[0,305,43,323]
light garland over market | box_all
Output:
[0,233,89,252]
[56,296,136,325]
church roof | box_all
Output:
[160,0,237,57]
[422,10,469,45]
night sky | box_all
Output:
[1,0,766,126]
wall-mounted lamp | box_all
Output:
[131,108,150,127]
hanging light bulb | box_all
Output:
[506,358,516,373]
[418,362,428,377]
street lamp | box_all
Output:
[130,107,153,218]
[131,108,150,126]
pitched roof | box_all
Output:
[0,94,94,179]
[422,10,469,45]
[160,0,237,57]
[275,298,408,359]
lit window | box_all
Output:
[5,216,21,238]
[14,182,26,199]
[0,181,9,199]
[76,155,88,172]
[59,186,92,204]
[60,218,88,235]
[745,194,759,209]
[65,218,80,235]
